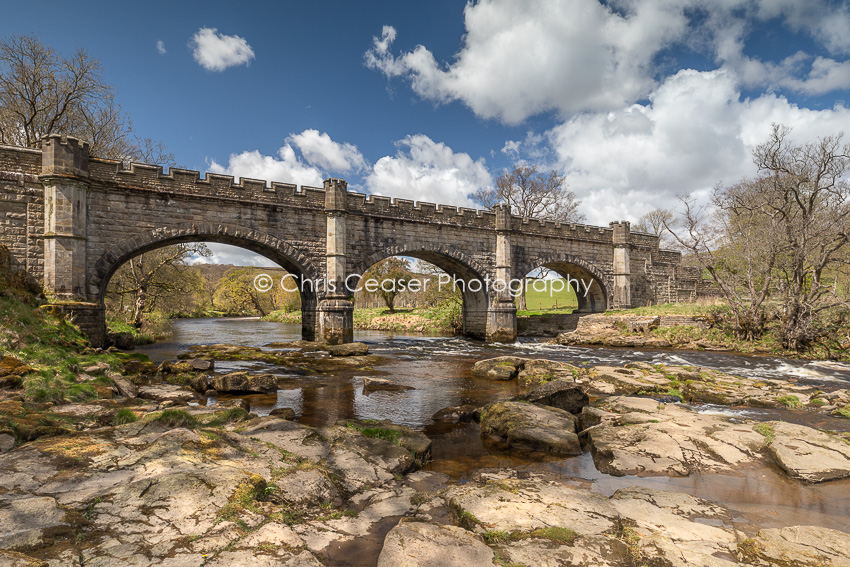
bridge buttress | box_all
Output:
[39,135,106,347]
[318,178,354,344]
[486,204,517,342]
[611,221,631,309]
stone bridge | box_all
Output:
[0,135,704,347]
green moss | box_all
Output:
[754,423,775,444]
[836,408,850,419]
[777,395,802,408]
[809,398,826,407]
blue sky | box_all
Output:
[4,0,850,266]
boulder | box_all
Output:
[188,373,211,394]
[326,342,369,357]
[737,525,850,566]
[431,404,479,422]
[766,421,850,482]
[512,380,589,414]
[480,401,581,454]
[269,407,296,420]
[377,521,497,567]
[190,358,214,371]
[110,374,138,398]
[107,332,135,350]
[362,376,415,392]
[82,361,111,375]
[471,356,527,381]
[211,372,277,394]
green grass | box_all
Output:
[482,527,579,546]
[113,408,138,425]
[754,423,775,444]
[345,422,403,445]
[149,409,198,428]
[519,279,578,312]
[605,302,724,316]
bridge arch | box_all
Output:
[518,253,609,313]
[351,243,491,339]
[90,224,322,339]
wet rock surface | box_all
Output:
[211,371,277,393]
[480,401,581,454]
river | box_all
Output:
[137,317,850,535]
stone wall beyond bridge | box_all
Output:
[0,135,707,346]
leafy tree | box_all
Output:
[213,268,276,316]
[107,244,211,327]
[362,257,412,313]
[473,164,585,309]
[0,33,172,164]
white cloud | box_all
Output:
[190,27,255,72]
[287,129,366,173]
[549,69,850,225]
[364,135,492,208]
[365,0,850,123]
[365,0,693,123]
[191,243,278,268]
[156,40,166,55]
[208,144,324,188]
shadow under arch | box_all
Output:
[519,253,609,313]
[91,224,321,340]
[352,244,491,339]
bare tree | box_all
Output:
[0,33,172,164]
[668,124,850,349]
[634,208,675,247]
[473,164,585,309]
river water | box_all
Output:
[137,317,850,534]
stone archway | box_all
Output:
[91,224,322,340]
[519,253,610,313]
[352,243,492,339]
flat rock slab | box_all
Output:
[446,478,619,535]
[767,421,850,482]
[739,525,850,566]
[480,401,580,454]
[377,521,497,567]
[136,384,198,403]
[0,496,69,550]
[587,397,766,477]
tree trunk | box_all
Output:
[132,287,147,329]
[516,278,528,311]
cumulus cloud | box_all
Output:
[287,129,367,173]
[364,135,492,208]
[208,144,324,188]
[190,27,255,71]
[191,243,279,268]
[365,0,850,123]
[155,40,166,55]
[548,69,850,225]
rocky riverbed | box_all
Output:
[2,336,850,566]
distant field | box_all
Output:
[520,278,578,312]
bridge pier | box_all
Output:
[611,221,631,309]
[486,205,517,342]
[39,135,107,347]
[318,178,354,344]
